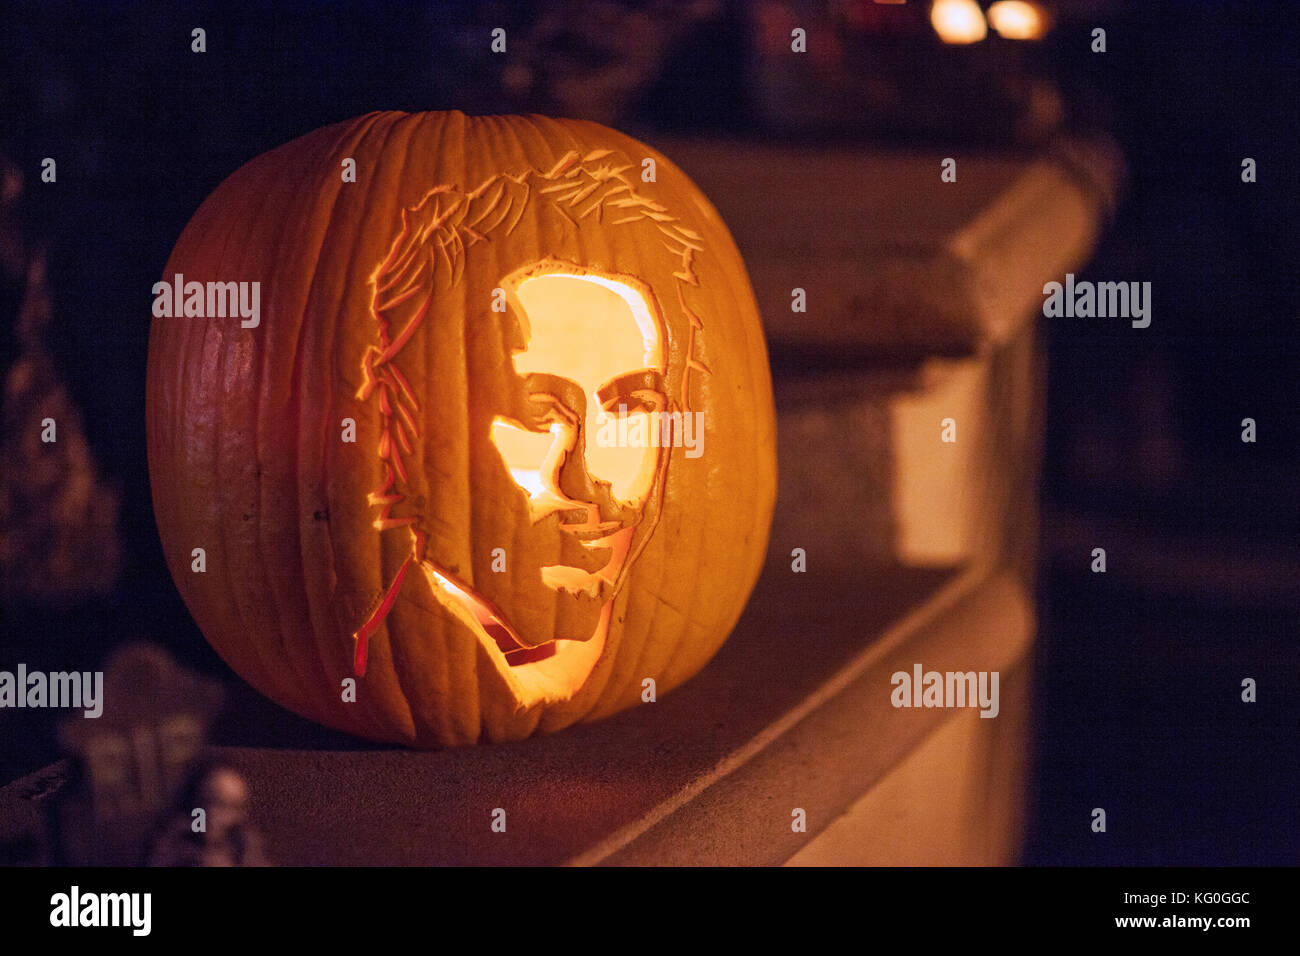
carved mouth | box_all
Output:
[559,519,625,542]
[542,525,634,596]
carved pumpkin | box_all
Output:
[147,111,775,747]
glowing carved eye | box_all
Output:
[602,389,662,417]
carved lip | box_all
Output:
[544,526,634,590]
[560,519,626,543]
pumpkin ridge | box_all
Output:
[294,115,400,738]
[189,168,287,702]
[218,181,301,708]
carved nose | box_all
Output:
[554,434,607,508]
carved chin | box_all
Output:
[486,609,610,710]
[419,562,610,709]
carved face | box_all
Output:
[425,264,673,674]
[492,267,667,605]
[347,152,710,713]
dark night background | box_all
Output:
[1,1,1296,864]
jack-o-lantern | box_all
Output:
[146,111,776,746]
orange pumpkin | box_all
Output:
[146,111,775,747]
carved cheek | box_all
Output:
[489,418,580,520]
[586,406,659,507]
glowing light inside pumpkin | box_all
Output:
[421,561,609,700]
[426,565,535,656]
[501,423,567,499]
[987,1,1047,39]
[491,272,666,507]
[931,0,987,44]
[508,467,546,497]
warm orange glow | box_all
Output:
[930,0,987,44]
[987,0,1047,39]
[423,562,608,705]
[491,421,565,508]
[492,271,665,507]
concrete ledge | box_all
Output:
[0,564,1032,865]
[655,137,1119,355]
[591,569,1032,865]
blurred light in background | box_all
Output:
[930,0,988,44]
[987,1,1049,40]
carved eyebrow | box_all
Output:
[596,369,665,408]
[521,373,585,424]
